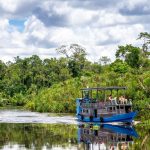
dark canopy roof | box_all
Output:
[81,86,127,91]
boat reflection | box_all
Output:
[78,123,138,150]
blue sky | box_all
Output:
[0,0,149,62]
[9,19,25,32]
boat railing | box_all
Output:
[80,99,132,108]
[106,99,132,106]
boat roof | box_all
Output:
[81,86,127,91]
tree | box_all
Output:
[137,32,150,56]
[116,44,141,68]
[90,62,102,74]
[56,44,87,77]
[56,43,87,60]
[99,56,111,65]
[110,59,129,74]
[57,57,71,81]
[0,60,6,80]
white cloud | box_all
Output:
[95,11,128,27]
[24,15,47,41]
[0,0,149,62]
[0,0,18,13]
[0,18,9,29]
[69,8,97,26]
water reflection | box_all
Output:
[0,122,149,150]
[0,123,77,150]
[78,123,138,150]
[0,123,139,150]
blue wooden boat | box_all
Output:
[76,86,137,123]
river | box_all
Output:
[0,109,149,150]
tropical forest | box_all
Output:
[0,32,150,121]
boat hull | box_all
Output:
[77,111,137,123]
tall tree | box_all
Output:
[56,43,87,60]
[116,44,141,68]
[99,56,111,65]
[137,32,150,57]
[56,44,87,77]
[0,60,6,80]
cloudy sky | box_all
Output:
[0,0,149,62]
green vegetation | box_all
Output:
[0,33,150,120]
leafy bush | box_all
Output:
[11,93,27,106]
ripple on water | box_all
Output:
[0,109,77,124]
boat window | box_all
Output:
[87,130,89,134]
[82,109,89,113]
[108,107,113,111]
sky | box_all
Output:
[0,0,150,62]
